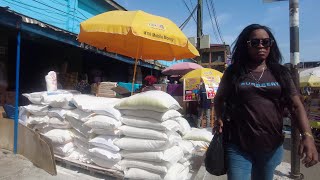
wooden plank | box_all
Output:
[55,155,124,179]
[0,117,57,175]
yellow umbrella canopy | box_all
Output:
[300,74,320,87]
[78,10,199,93]
[78,10,199,60]
[180,68,223,83]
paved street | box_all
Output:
[1,136,319,180]
[194,136,320,180]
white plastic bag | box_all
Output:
[177,140,195,155]
[115,91,181,112]
[164,163,189,180]
[66,109,93,122]
[22,92,46,104]
[65,115,91,138]
[89,135,120,152]
[41,91,75,109]
[45,71,57,92]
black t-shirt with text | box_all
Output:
[220,68,297,152]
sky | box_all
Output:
[115,0,320,64]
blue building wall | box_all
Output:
[0,0,117,34]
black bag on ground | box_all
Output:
[204,132,227,176]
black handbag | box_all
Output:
[204,132,227,176]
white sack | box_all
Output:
[190,140,210,150]
[173,117,191,135]
[68,148,93,164]
[92,157,122,170]
[89,147,121,162]
[120,146,184,164]
[43,129,73,144]
[177,140,195,155]
[89,135,120,152]
[164,163,189,180]
[47,108,70,119]
[22,92,46,105]
[183,128,213,142]
[53,142,74,157]
[47,117,71,129]
[120,109,181,122]
[89,128,122,136]
[119,125,170,140]
[66,109,93,122]
[22,104,48,116]
[27,115,49,125]
[115,90,181,112]
[124,168,163,180]
[114,137,173,152]
[84,115,121,129]
[121,116,180,131]
[120,159,171,174]
[65,115,91,138]
[71,95,122,120]
[41,90,75,109]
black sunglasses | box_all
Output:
[247,38,274,48]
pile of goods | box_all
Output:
[20,90,213,180]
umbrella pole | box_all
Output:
[131,40,141,95]
[131,59,138,95]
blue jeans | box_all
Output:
[226,143,283,180]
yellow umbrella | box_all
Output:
[180,68,223,83]
[300,75,320,87]
[78,10,199,93]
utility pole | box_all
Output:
[196,0,203,63]
[289,0,302,179]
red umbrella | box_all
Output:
[162,62,203,75]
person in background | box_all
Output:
[140,75,157,92]
[75,74,91,94]
[197,79,212,128]
[214,24,318,180]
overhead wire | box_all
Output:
[47,0,89,19]
[209,0,224,43]
[179,5,198,30]
[3,0,66,23]
[181,0,197,24]
[31,0,87,21]
[204,0,220,43]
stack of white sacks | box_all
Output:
[66,94,123,169]
[115,90,192,180]
[21,90,77,157]
[21,91,124,170]
[20,89,213,178]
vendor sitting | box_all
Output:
[75,74,91,94]
[139,75,157,92]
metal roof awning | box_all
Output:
[0,6,163,70]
